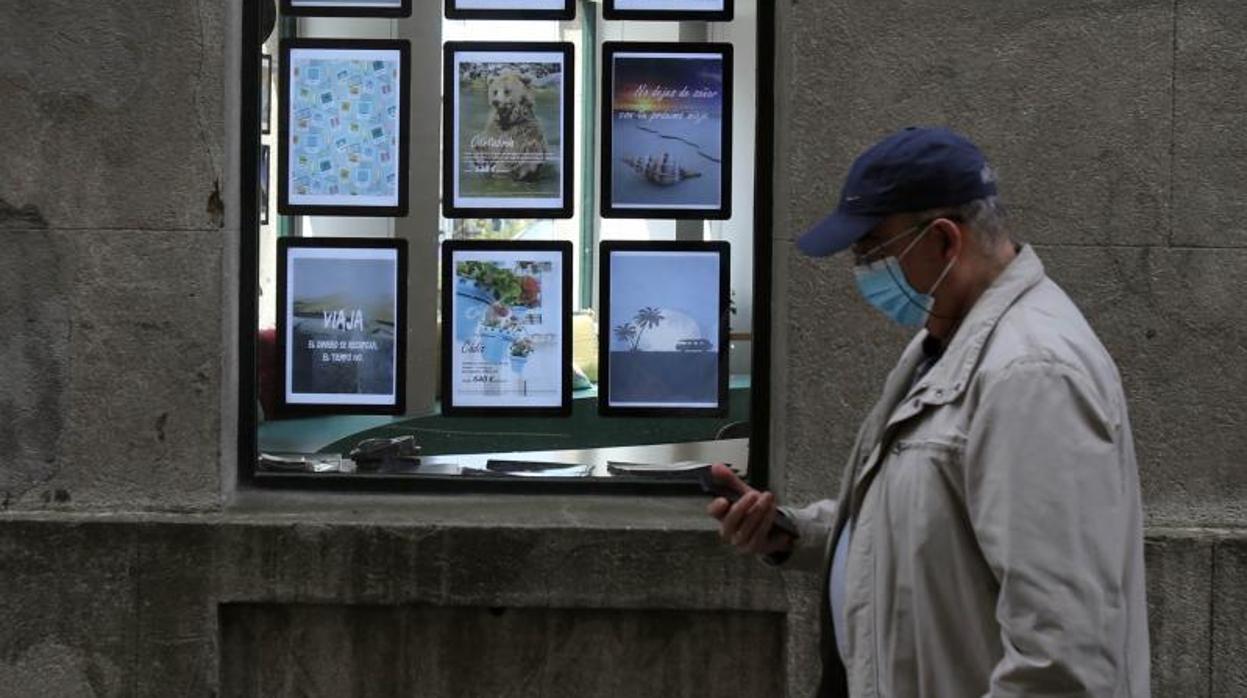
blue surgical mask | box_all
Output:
[853,222,956,327]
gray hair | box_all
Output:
[918,196,1009,246]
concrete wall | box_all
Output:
[0,0,227,512]
[0,0,1245,696]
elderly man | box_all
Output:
[708,127,1150,697]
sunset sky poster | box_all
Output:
[604,44,732,218]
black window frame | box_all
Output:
[238,0,777,495]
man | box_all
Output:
[708,127,1150,697]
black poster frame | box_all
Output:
[275,236,409,417]
[444,0,576,20]
[600,42,734,220]
[597,240,731,418]
[603,0,734,22]
[278,38,412,218]
[280,0,413,18]
[442,41,576,220]
[440,240,574,418]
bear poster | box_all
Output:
[443,42,574,219]
[277,238,408,415]
[603,0,733,21]
[278,39,411,217]
[601,43,733,220]
[441,241,572,416]
[444,0,575,20]
[598,241,729,416]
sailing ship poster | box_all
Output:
[441,241,572,416]
[277,238,407,415]
[599,241,730,416]
[601,42,733,220]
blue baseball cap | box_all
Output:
[797,126,998,257]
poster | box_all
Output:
[277,239,407,415]
[261,53,272,135]
[603,0,733,21]
[442,241,572,415]
[444,0,575,20]
[281,0,412,18]
[443,42,574,219]
[601,43,733,219]
[599,242,729,415]
[279,39,410,217]
[260,145,270,226]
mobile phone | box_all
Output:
[698,468,798,538]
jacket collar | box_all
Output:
[905,244,1046,406]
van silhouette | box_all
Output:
[675,338,712,352]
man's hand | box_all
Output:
[704,463,795,557]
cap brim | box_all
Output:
[797,209,883,257]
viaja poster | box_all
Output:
[277,238,407,415]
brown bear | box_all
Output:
[469,70,550,182]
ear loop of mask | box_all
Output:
[883,220,959,321]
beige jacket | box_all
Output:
[780,246,1150,698]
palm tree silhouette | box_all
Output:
[613,322,638,350]
[631,307,665,351]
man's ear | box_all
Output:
[936,218,964,261]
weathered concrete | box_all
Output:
[0,510,792,697]
[1174,0,1247,248]
[1145,532,1214,697]
[1039,245,1247,526]
[0,231,223,512]
[0,0,226,232]
[0,0,228,513]
[0,232,71,510]
[772,0,1247,526]
[1212,534,1247,697]
[777,0,1173,250]
[221,605,784,697]
[0,514,1231,697]
[0,522,137,697]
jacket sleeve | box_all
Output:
[963,359,1133,698]
[769,499,837,572]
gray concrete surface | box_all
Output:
[0,0,226,232]
[1174,0,1247,248]
[221,605,784,697]
[0,0,227,513]
[0,231,223,512]
[1145,532,1214,697]
[1212,534,1247,697]
[0,512,1236,697]
[772,0,1247,527]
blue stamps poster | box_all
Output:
[279,39,411,217]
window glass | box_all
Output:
[251,0,766,486]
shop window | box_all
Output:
[240,0,775,492]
